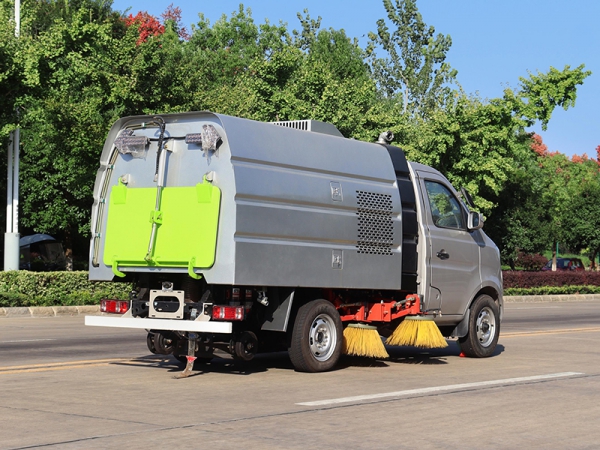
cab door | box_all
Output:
[416,169,481,315]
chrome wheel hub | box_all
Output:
[309,314,337,361]
[476,306,496,347]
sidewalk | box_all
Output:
[0,305,100,318]
[1,294,600,318]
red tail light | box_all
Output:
[101,299,130,314]
[212,305,244,321]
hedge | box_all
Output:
[502,271,600,289]
[2,270,598,308]
[0,271,132,308]
[504,285,600,296]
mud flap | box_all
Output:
[451,309,470,338]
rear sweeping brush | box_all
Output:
[343,323,389,359]
[386,316,448,349]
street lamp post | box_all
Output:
[4,0,20,271]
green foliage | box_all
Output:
[505,285,600,296]
[486,151,553,265]
[0,0,594,272]
[506,64,591,131]
[191,8,381,140]
[0,271,131,307]
[16,1,130,250]
[0,291,29,308]
[559,160,600,264]
[367,0,457,116]
[0,1,20,143]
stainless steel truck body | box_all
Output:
[85,111,503,372]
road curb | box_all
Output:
[0,305,100,318]
[1,295,599,318]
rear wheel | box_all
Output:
[146,332,157,354]
[288,299,343,372]
[153,331,176,355]
[232,331,258,361]
[458,294,500,358]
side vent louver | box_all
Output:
[271,120,344,137]
[356,191,394,256]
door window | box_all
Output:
[424,181,465,230]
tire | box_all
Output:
[147,332,157,354]
[458,294,500,358]
[288,299,343,373]
[153,331,176,355]
[232,331,258,361]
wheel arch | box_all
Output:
[451,286,502,338]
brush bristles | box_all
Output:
[386,317,448,348]
[343,325,389,359]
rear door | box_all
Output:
[416,169,481,315]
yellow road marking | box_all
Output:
[0,363,122,375]
[2,327,599,374]
[0,358,129,371]
[502,327,600,338]
[0,358,131,375]
[0,357,173,375]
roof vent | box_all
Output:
[271,120,343,138]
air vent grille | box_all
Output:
[356,191,394,255]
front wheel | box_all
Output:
[288,299,343,373]
[458,294,500,358]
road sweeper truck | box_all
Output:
[85,111,503,373]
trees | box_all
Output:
[16,2,130,261]
[5,4,389,265]
[0,1,22,143]
[505,65,591,131]
[553,157,600,269]
[367,0,457,117]
[0,0,594,270]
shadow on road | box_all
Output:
[110,341,505,376]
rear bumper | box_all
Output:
[85,315,233,334]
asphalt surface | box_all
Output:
[1,300,600,449]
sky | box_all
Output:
[111,0,599,158]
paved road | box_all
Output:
[1,301,600,449]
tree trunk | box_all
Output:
[551,242,557,272]
[64,228,73,271]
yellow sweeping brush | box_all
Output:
[386,316,448,349]
[343,323,389,359]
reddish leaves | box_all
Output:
[515,252,548,271]
[124,12,165,45]
[161,4,190,41]
[124,4,189,45]
[531,133,548,156]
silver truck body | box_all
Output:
[90,112,405,290]
[86,111,502,371]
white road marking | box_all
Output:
[1,339,57,343]
[296,372,583,406]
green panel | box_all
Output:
[103,182,221,271]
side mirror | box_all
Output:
[467,211,484,231]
